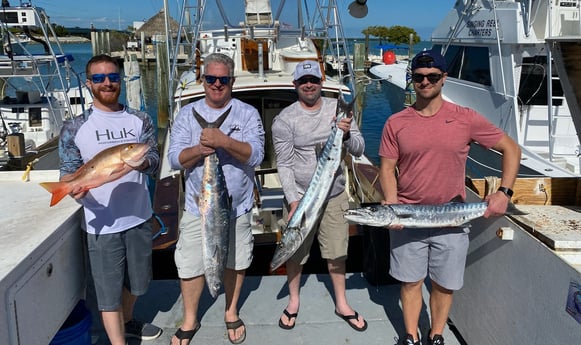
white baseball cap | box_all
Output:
[293,60,323,80]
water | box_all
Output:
[52,42,410,164]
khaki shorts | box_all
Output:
[286,190,350,265]
[174,211,254,279]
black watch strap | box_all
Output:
[498,186,513,198]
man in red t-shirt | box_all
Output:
[378,49,521,345]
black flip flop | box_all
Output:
[278,309,299,330]
[225,318,246,344]
[173,323,201,345]
[334,310,368,332]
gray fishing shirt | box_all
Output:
[272,97,365,204]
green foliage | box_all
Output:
[361,25,390,43]
[53,24,68,36]
[388,25,420,45]
[361,25,421,45]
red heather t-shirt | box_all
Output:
[379,100,505,204]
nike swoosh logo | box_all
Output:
[445,119,454,123]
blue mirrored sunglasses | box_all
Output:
[203,75,232,85]
[90,73,121,83]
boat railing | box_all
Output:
[545,1,581,173]
[168,0,355,93]
[0,5,85,121]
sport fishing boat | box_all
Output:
[0,3,93,171]
[368,0,581,180]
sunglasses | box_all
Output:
[296,76,321,85]
[90,73,121,83]
[204,75,232,85]
[411,73,443,84]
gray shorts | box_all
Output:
[286,191,350,265]
[389,227,470,290]
[87,220,153,311]
[174,211,254,279]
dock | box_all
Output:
[91,275,465,345]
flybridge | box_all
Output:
[0,7,42,27]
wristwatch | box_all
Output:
[497,186,513,198]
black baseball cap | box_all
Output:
[411,49,447,73]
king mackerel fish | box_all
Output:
[193,107,232,298]
[270,94,355,272]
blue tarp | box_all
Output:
[374,44,408,50]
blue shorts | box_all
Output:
[174,211,254,279]
[389,227,470,290]
[87,220,153,311]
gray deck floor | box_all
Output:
[91,274,464,345]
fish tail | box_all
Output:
[39,182,71,207]
[506,202,527,215]
[337,91,357,117]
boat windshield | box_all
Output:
[437,44,492,86]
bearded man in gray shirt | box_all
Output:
[272,60,367,332]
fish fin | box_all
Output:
[397,213,414,219]
[39,181,72,207]
[337,91,356,118]
[448,195,465,203]
[506,202,527,215]
[314,142,325,159]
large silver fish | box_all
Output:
[343,201,490,228]
[193,108,231,298]
[270,94,355,271]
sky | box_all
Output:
[31,0,456,41]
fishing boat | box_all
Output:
[369,0,581,180]
[0,4,93,171]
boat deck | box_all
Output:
[91,275,466,345]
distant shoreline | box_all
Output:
[26,36,91,44]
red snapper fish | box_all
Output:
[40,143,150,206]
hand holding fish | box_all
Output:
[60,173,89,200]
[335,112,353,140]
[200,127,229,149]
[286,200,300,221]
[483,191,510,218]
[198,143,216,156]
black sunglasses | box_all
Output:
[90,73,121,83]
[411,73,443,84]
[204,75,232,85]
[296,76,321,85]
